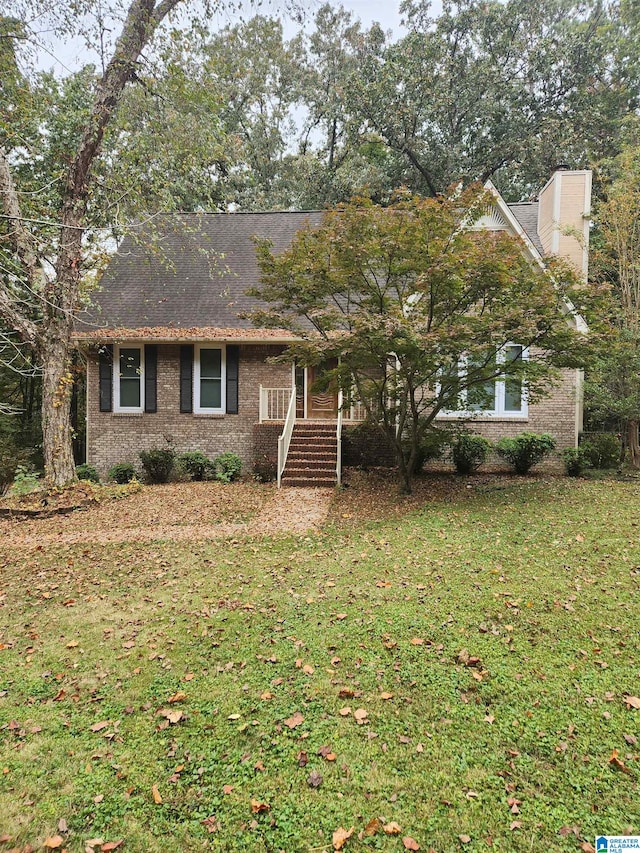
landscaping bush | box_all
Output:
[253,454,277,482]
[213,452,242,483]
[579,432,621,469]
[562,447,591,477]
[405,429,447,474]
[75,463,99,483]
[139,449,175,484]
[451,433,493,475]
[178,451,214,481]
[495,432,556,474]
[108,462,137,484]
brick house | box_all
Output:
[76,168,591,484]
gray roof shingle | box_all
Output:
[81,211,322,334]
[80,204,545,338]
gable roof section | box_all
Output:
[78,211,323,340]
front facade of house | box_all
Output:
[78,169,591,481]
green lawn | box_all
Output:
[0,475,638,852]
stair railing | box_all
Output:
[336,388,343,487]
[277,387,297,488]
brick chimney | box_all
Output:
[537,167,592,279]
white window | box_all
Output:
[194,344,226,414]
[442,344,528,417]
[114,344,144,413]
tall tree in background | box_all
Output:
[586,142,640,465]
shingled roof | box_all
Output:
[77,203,545,342]
[78,211,323,340]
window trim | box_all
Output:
[439,344,529,419]
[113,344,144,414]
[194,343,226,414]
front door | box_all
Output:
[307,360,338,419]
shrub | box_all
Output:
[108,462,137,484]
[495,432,556,474]
[139,448,175,484]
[10,465,41,496]
[177,451,214,481]
[405,429,447,474]
[562,447,591,477]
[579,432,621,469]
[213,452,242,484]
[451,433,493,475]
[76,463,99,483]
[253,454,276,482]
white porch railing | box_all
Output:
[277,388,297,488]
[336,388,343,486]
[259,386,294,422]
[349,400,367,422]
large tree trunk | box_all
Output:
[40,327,76,486]
[627,418,640,468]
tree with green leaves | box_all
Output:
[0,0,299,487]
[250,186,589,492]
[586,143,640,466]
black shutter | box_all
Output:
[226,345,239,414]
[144,345,157,413]
[180,344,193,413]
[98,345,113,412]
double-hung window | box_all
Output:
[442,344,528,417]
[194,344,225,414]
[114,345,144,413]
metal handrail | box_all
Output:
[336,388,343,486]
[277,387,297,488]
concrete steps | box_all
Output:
[281,422,338,487]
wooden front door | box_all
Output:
[307,360,338,419]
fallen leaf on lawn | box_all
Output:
[85,839,104,848]
[254,760,266,772]
[380,692,394,700]
[339,707,351,716]
[383,821,402,835]
[353,708,368,724]
[624,695,640,710]
[90,721,110,733]
[101,842,123,852]
[284,711,304,729]
[0,835,11,844]
[608,749,631,773]
[260,691,273,700]
[362,818,381,836]
[159,709,183,725]
[167,691,186,703]
[338,688,355,698]
[201,816,218,833]
[66,641,79,648]
[152,784,162,804]
[484,714,495,724]
[184,672,194,681]
[459,835,471,844]
[624,733,638,745]
[510,821,522,831]
[402,837,420,850]
[318,744,333,758]
[302,664,314,676]
[222,784,234,794]
[335,613,348,621]
[307,770,323,788]
[297,750,308,767]
[376,580,392,588]
[580,844,596,853]
[228,713,241,720]
[332,826,354,850]
[558,826,581,837]
[94,794,104,804]
[410,638,424,645]
[57,819,68,833]
[43,837,64,849]
[250,799,270,814]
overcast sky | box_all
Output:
[37,1,414,74]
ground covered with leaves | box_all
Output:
[0,473,638,852]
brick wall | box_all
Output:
[87,346,579,476]
[86,343,290,476]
